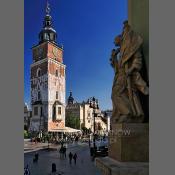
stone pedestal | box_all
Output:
[95,123,149,175]
[95,157,149,175]
[109,123,149,162]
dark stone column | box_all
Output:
[128,0,149,78]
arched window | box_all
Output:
[58,107,61,115]
[38,91,41,100]
[37,68,41,77]
[34,107,38,116]
[55,69,58,77]
[46,21,50,26]
[45,33,49,40]
[56,91,58,99]
[50,33,54,40]
[40,106,42,116]
[53,106,56,121]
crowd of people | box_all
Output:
[25,133,108,174]
[59,144,78,165]
[30,133,82,145]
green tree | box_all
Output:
[65,114,80,129]
[24,130,28,138]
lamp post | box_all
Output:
[89,97,99,156]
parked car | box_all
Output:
[90,138,108,157]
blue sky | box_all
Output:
[24,0,127,110]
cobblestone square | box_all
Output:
[24,142,101,175]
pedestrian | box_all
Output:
[63,146,67,158]
[68,152,73,165]
[61,141,64,148]
[35,152,39,160]
[24,164,30,175]
[89,139,91,147]
[73,153,77,165]
[59,147,63,159]
[33,152,39,162]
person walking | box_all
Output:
[88,139,91,147]
[35,152,39,161]
[73,153,77,165]
[35,152,39,159]
[68,152,73,165]
[59,147,63,159]
[24,164,30,175]
[63,146,67,158]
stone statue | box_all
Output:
[110,21,149,123]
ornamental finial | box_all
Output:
[46,0,51,15]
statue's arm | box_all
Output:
[110,49,119,69]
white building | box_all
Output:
[24,103,32,131]
[66,92,108,134]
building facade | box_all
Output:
[102,110,112,132]
[24,103,32,131]
[66,92,108,133]
[30,3,66,133]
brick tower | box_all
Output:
[30,1,66,134]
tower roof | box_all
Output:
[38,0,57,44]
[67,91,74,105]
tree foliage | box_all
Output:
[65,113,80,129]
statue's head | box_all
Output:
[123,20,129,26]
[114,35,122,47]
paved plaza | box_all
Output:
[24,142,101,175]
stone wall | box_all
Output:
[128,0,149,77]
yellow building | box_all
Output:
[66,92,108,134]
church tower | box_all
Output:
[67,91,74,105]
[30,1,66,133]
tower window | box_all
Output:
[58,107,61,115]
[34,107,38,115]
[53,106,56,121]
[38,91,41,100]
[37,68,41,77]
[50,33,54,40]
[56,91,58,99]
[40,106,42,116]
[56,69,58,77]
[45,33,49,40]
[46,21,50,26]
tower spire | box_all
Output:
[46,0,51,15]
[68,90,74,105]
[38,0,57,44]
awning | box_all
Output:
[49,127,82,133]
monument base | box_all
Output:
[95,157,149,175]
[109,123,149,162]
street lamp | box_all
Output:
[89,97,99,156]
